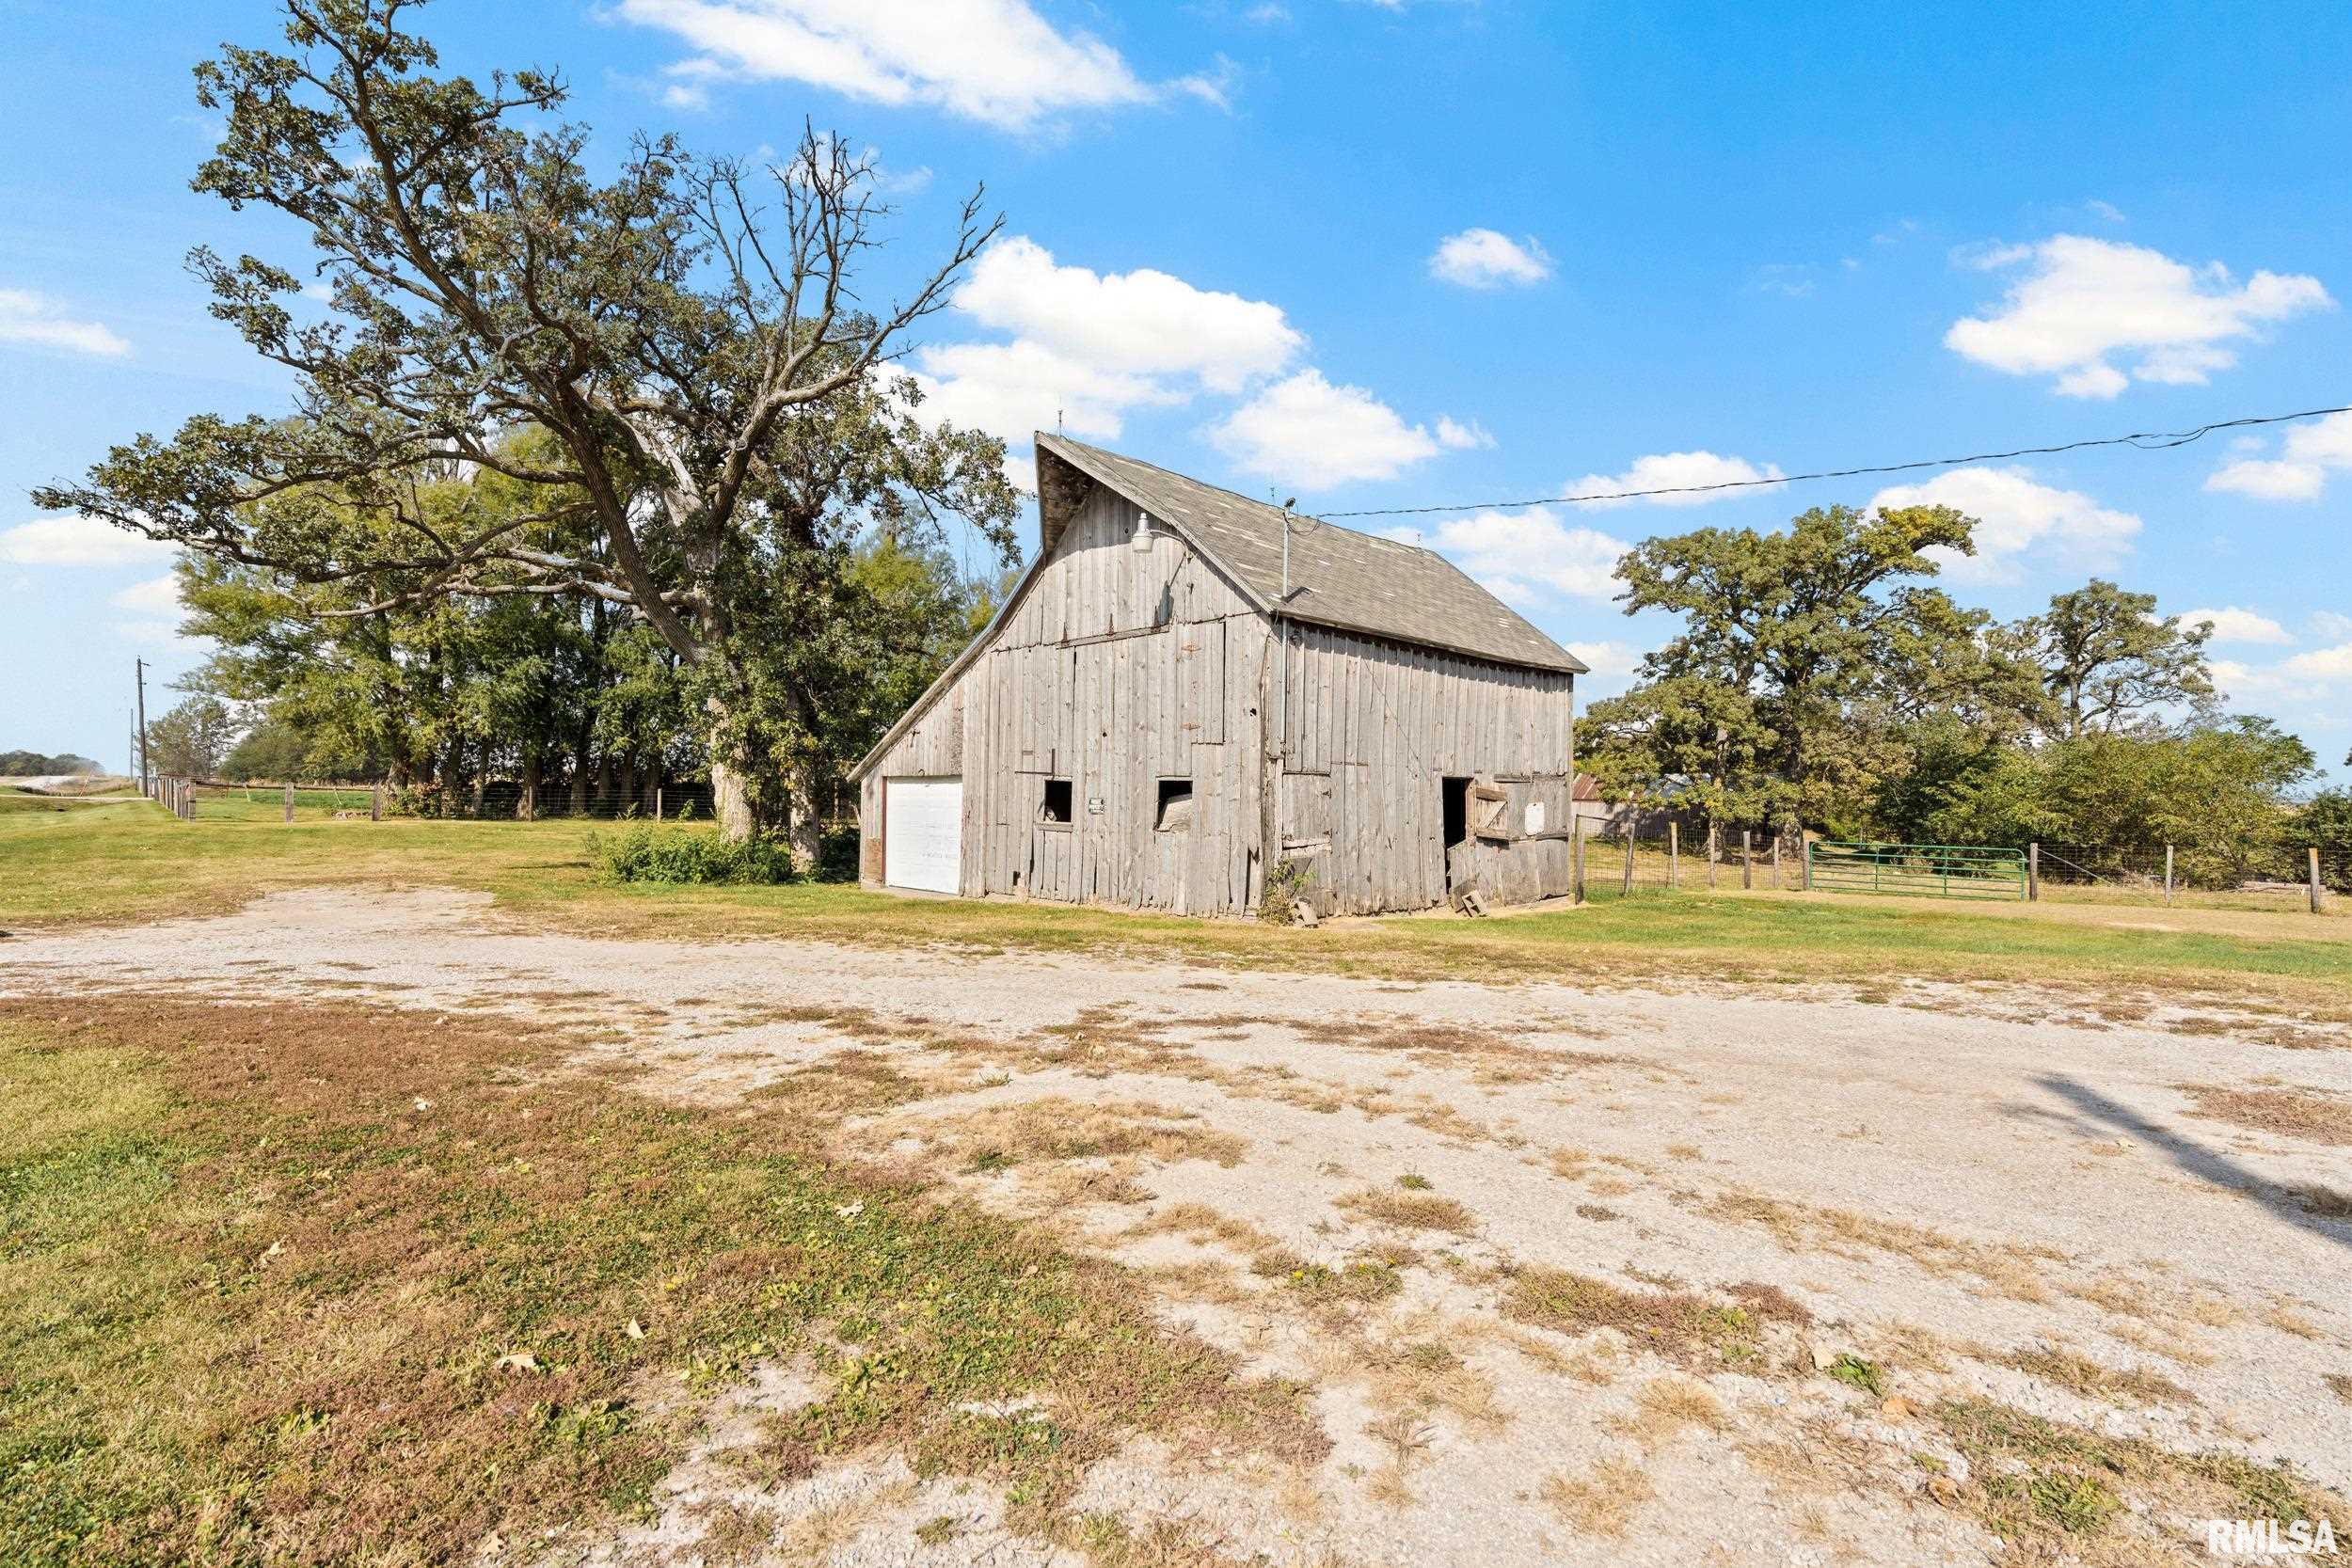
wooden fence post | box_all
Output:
[283,782,294,824]
[1771,834,1782,890]
[1707,825,1719,891]
[1668,821,1679,890]
[2315,847,2327,915]
[371,783,383,822]
[1621,830,1634,896]
[1740,830,1753,890]
[1803,834,1814,892]
[2163,845,2174,906]
[656,786,663,822]
[1572,820,1586,906]
[2028,842,2041,902]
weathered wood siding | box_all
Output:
[861,482,1269,912]
[1272,624,1576,914]
[860,483,1576,916]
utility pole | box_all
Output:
[134,657,150,797]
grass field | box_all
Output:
[5,796,2348,1006]
[0,997,1310,1567]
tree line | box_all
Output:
[1578,505,2350,884]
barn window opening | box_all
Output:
[1442,776,1470,848]
[1041,779,1073,825]
[1155,778,1195,832]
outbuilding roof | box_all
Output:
[1035,434,1586,674]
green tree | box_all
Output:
[2026,579,2214,739]
[1915,716,2313,884]
[34,0,1015,847]
[147,696,239,779]
[1594,501,1994,833]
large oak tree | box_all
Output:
[34,0,1017,844]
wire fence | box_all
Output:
[1565,813,2347,915]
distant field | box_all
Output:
[4,800,2347,1006]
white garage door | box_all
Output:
[883,776,962,894]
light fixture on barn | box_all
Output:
[1131,509,1155,551]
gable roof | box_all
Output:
[1035,434,1586,674]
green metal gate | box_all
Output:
[1804,840,2027,901]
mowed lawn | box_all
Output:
[3,794,2348,1005]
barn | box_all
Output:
[850,434,1590,916]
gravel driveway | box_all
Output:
[7,887,2347,1566]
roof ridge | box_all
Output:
[1036,431,1414,552]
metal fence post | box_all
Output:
[2315,847,2327,915]
[283,782,294,824]
[1668,821,1678,890]
[2163,845,2174,906]
[2027,842,2040,902]
[1740,830,1753,890]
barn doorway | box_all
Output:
[1442,776,1470,849]
[1441,776,1470,895]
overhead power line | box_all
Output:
[1317,401,2352,519]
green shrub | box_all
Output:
[589,823,797,885]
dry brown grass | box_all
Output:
[1612,1374,1727,1443]
[1701,1187,2060,1303]
[2289,1182,2352,1218]
[743,1048,930,1117]
[2004,1346,2194,1407]
[2179,1083,2352,1147]
[1335,1187,1479,1235]
[1499,1267,1807,1372]
[915,1096,1248,1170]
[1538,1457,1655,1537]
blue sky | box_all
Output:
[3,0,2347,782]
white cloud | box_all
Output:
[2086,198,2127,225]
[2311,610,2352,641]
[0,287,130,357]
[2174,606,2290,646]
[1435,415,1495,451]
[1384,508,1632,605]
[108,575,183,616]
[1565,639,1643,678]
[953,237,1302,393]
[1565,451,1785,508]
[1427,229,1553,290]
[2203,409,2352,502]
[1867,466,2139,585]
[614,0,1208,130]
[907,339,1179,442]
[0,515,173,567]
[1207,370,1439,488]
[905,237,1304,461]
[1945,235,2329,398]
[2281,643,2352,682]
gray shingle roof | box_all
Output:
[1035,434,1586,674]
